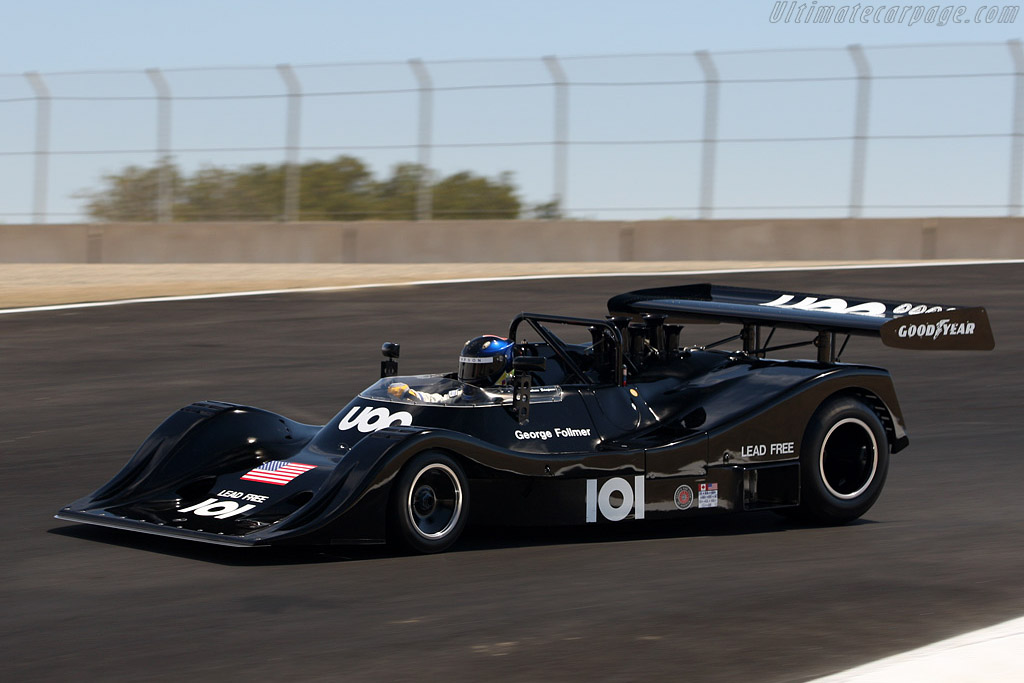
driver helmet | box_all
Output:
[458,335,514,386]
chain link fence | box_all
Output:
[1,40,1023,222]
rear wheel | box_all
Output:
[792,397,889,525]
[390,451,469,553]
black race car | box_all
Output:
[56,284,994,553]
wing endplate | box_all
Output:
[880,307,994,350]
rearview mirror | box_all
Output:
[380,342,400,378]
[511,356,544,425]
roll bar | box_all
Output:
[509,313,625,386]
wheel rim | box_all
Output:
[406,463,463,540]
[819,417,878,500]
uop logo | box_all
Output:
[761,294,888,317]
[338,405,414,433]
[763,294,952,318]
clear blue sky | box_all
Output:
[2,1,1022,221]
[4,1,1020,69]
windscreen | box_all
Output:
[359,375,563,406]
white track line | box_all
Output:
[1,259,1021,317]
[811,614,1024,682]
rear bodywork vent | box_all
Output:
[743,462,800,510]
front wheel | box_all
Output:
[390,451,469,553]
[792,396,890,525]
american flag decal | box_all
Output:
[240,460,316,486]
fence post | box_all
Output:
[695,51,719,220]
[848,44,871,218]
[543,55,568,217]
[408,59,433,221]
[1008,40,1024,215]
[24,72,50,224]
[145,68,173,223]
[277,64,302,222]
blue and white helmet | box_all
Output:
[458,335,514,386]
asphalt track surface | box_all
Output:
[2,263,1022,682]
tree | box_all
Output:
[530,199,563,220]
[177,165,284,220]
[374,163,429,219]
[80,156,523,221]
[299,156,378,220]
[431,171,520,219]
[79,161,181,221]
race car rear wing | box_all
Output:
[607,284,994,362]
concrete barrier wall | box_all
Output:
[0,218,1021,263]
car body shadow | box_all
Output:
[47,512,876,566]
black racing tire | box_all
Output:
[791,396,890,525]
[389,450,469,554]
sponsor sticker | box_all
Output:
[880,307,994,351]
[217,489,269,503]
[893,303,944,315]
[698,482,718,509]
[240,461,316,485]
[896,319,976,341]
[740,441,794,457]
[674,484,693,510]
